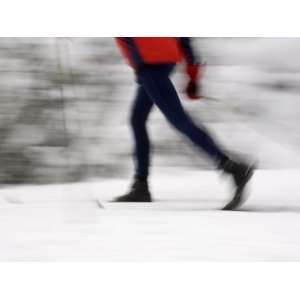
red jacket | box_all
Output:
[115,37,198,69]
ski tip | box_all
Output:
[96,199,105,209]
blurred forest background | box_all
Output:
[0,38,300,184]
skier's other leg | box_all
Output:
[138,64,228,164]
[138,64,254,210]
[114,85,153,202]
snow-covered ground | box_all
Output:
[1,167,300,261]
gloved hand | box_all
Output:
[185,63,204,100]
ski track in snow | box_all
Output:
[0,169,300,261]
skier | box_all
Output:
[114,37,254,210]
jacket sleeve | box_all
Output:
[178,37,201,65]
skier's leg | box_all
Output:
[138,65,228,164]
[113,85,153,202]
[130,85,154,180]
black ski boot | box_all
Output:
[113,179,152,202]
[219,158,255,210]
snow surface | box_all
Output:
[0,168,300,261]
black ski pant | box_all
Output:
[130,64,227,179]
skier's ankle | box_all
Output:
[134,175,148,183]
[218,156,231,170]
